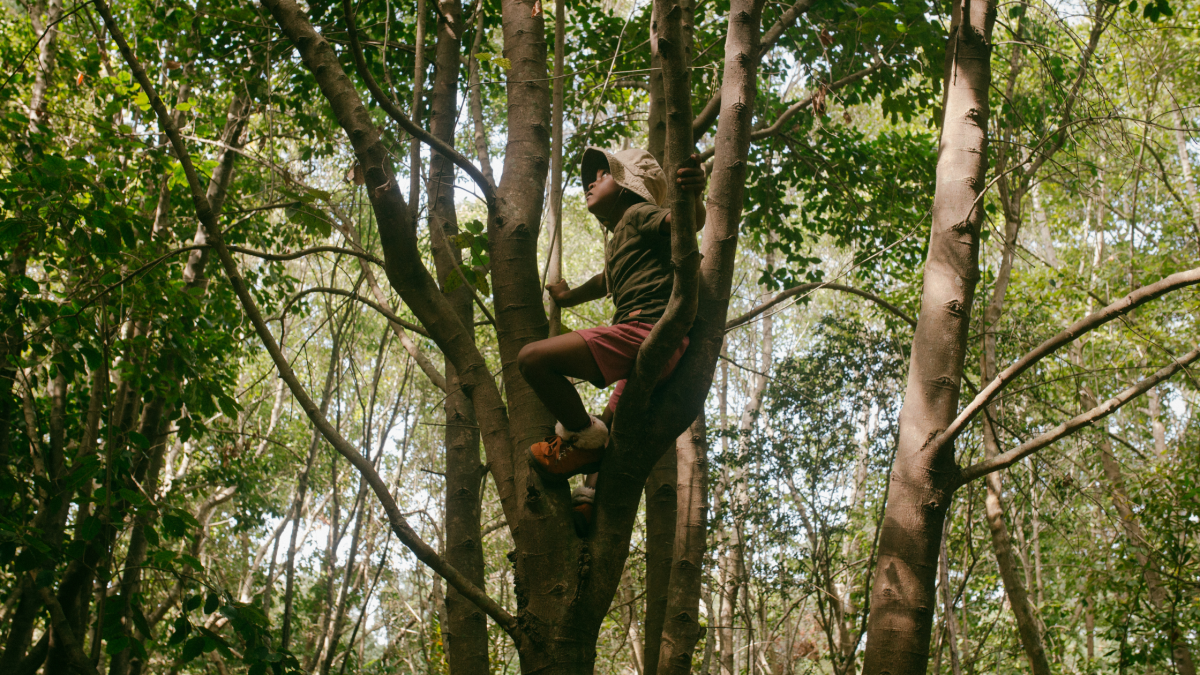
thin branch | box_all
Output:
[692,0,817,136]
[958,345,1200,484]
[341,0,495,203]
[725,281,916,330]
[937,266,1200,450]
[699,55,888,162]
[278,286,430,337]
[94,0,522,644]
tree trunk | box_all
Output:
[281,311,345,650]
[408,0,427,223]
[1172,109,1200,253]
[426,3,489,673]
[545,0,565,337]
[655,414,709,675]
[1084,381,1196,675]
[938,527,963,675]
[979,202,1051,673]
[860,0,994,669]
[644,449,678,675]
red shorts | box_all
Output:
[575,321,690,415]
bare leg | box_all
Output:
[517,333,604,432]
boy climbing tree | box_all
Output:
[517,147,706,533]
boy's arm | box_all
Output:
[547,272,607,308]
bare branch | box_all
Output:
[94,0,522,643]
[958,345,1200,484]
[725,281,916,331]
[342,0,496,203]
[937,266,1200,450]
[698,56,888,162]
[279,286,431,338]
[692,0,817,137]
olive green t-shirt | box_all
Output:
[605,202,673,325]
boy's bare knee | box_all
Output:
[517,342,544,376]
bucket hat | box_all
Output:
[580,147,667,207]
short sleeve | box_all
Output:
[628,202,669,237]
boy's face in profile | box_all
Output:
[585,168,623,226]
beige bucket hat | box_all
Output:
[581,147,667,207]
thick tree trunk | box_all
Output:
[860,0,994,670]
[655,414,709,675]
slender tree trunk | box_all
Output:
[281,313,345,650]
[979,209,1051,673]
[408,0,427,224]
[1172,109,1200,253]
[319,487,368,675]
[642,3,681,654]
[655,414,708,675]
[860,0,994,669]
[427,2,488,672]
[938,528,963,675]
[545,0,565,336]
[644,449,678,675]
[1084,381,1196,675]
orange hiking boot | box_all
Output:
[571,486,596,537]
[527,416,609,480]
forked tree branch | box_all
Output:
[725,281,916,330]
[936,266,1200,450]
[341,0,496,203]
[957,345,1200,484]
[93,0,522,644]
[691,0,816,137]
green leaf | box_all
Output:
[80,515,101,540]
[181,636,205,662]
[185,594,203,611]
[168,616,191,645]
[133,90,151,111]
[128,431,150,450]
[106,636,129,655]
[176,97,198,112]
[132,604,152,639]
[204,593,219,614]
[492,57,512,70]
